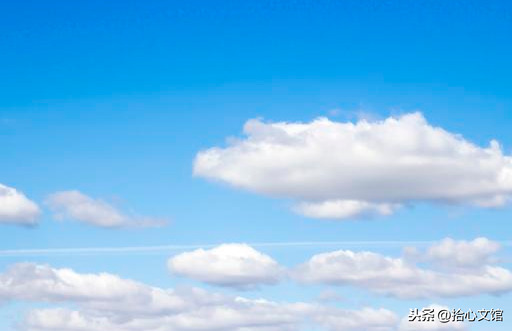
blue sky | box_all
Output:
[1,1,511,331]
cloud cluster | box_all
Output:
[294,238,512,299]
[165,238,512,299]
[168,243,284,288]
[0,263,398,331]
[45,190,166,228]
[0,186,165,228]
[1,238,505,329]
[194,113,512,219]
[0,183,40,225]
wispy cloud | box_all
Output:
[1,240,510,257]
[45,190,167,228]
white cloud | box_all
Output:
[0,183,40,225]
[0,262,157,306]
[21,304,304,331]
[0,263,398,331]
[193,112,512,219]
[168,244,284,288]
[22,305,399,331]
[294,238,512,299]
[425,237,501,269]
[45,190,166,228]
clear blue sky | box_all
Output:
[0,1,511,330]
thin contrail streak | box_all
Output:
[1,240,511,257]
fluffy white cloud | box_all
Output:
[194,113,512,219]
[45,190,166,228]
[294,238,512,299]
[22,305,398,331]
[0,262,163,308]
[425,237,501,268]
[0,183,40,225]
[168,244,284,288]
[0,263,398,331]
[21,306,299,331]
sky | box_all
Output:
[0,1,511,330]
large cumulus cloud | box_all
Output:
[194,113,512,219]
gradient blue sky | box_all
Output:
[1,1,511,330]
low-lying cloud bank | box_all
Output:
[1,238,508,329]
[1,263,398,331]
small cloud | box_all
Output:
[425,237,501,269]
[168,243,284,289]
[0,183,40,226]
[45,190,167,228]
